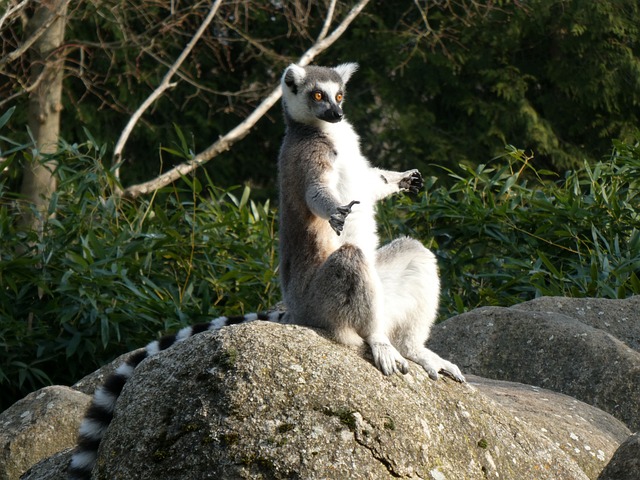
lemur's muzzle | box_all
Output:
[320,105,343,123]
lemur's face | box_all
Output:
[307,81,345,123]
[282,63,358,126]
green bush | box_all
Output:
[379,142,640,316]
[0,132,279,410]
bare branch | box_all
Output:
[0,66,48,109]
[316,0,337,42]
[0,0,70,68]
[221,19,289,64]
[112,0,223,181]
[142,48,266,99]
[297,0,369,68]
[123,0,371,199]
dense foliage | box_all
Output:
[2,0,353,195]
[0,124,280,410]
[380,143,640,312]
[348,0,640,175]
[2,0,639,195]
[2,114,639,409]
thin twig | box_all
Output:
[221,19,289,64]
[0,66,49,108]
[123,0,371,199]
[0,0,29,31]
[112,0,223,181]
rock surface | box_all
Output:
[516,296,640,350]
[86,323,613,479]
[597,432,640,480]
[428,298,640,430]
[19,450,70,480]
[469,376,630,480]
[71,348,144,396]
[6,296,639,479]
[0,386,89,480]
[20,372,630,480]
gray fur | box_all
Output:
[278,63,464,380]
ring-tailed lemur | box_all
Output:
[277,62,463,380]
[68,62,464,480]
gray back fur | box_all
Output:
[278,63,357,321]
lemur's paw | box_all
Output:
[329,200,360,235]
[399,170,424,194]
[370,342,409,375]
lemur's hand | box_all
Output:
[399,170,424,194]
[329,200,360,235]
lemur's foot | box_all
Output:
[414,349,465,382]
[370,341,409,375]
[441,362,466,383]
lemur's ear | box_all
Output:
[282,64,306,93]
[334,63,359,84]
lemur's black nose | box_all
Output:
[322,106,343,123]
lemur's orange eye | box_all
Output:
[336,93,343,102]
[313,91,323,102]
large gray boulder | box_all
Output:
[598,432,640,480]
[20,373,629,480]
[55,322,619,479]
[19,450,70,480]
[515,296,640,351]
[428,297,640,430]
[469,376,630,480]
[0,386,89,480]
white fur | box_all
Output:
[209,316,228,330]
[92,386,118,413]
[281,65,312,124]
[115,362,135,378]
[333,63,359,84]
[281,94,312,125]
[68,449,98,470]
[144,341,160,357]
[321,119,379,259]
[176,326,193,342]
[78,417,110,440]
[285,63,306,83]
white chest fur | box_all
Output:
[323,120,380,254]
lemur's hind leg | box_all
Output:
[301,243,409,375]
[376,237,465,382]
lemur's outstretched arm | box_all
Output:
[372,168,424,201]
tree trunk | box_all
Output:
[19,0,68,230]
